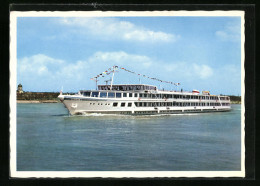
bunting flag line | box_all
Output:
[90,65,180,86]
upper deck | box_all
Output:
[78,84,229,100]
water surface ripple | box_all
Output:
[17,103,241,171]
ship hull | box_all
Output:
[61,99,231,115]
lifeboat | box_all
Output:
[202,91,210,95]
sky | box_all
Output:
[16,16,242,95]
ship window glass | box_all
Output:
[100,92,107,98]
[123,93,127,97]
[152,94,156,98]
[113,102,118,107]
[108,92,115,98]
[128,103,132,107]
[140,94,143,97]
[91,92,99,97]
[129,93,132,97]
[83,92,91,97]
[116,93,121,98]
[144,102,147,107]
[121,102,126,107]
[144,94,147,98]
[134,93,138,97]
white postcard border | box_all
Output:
[10,10,245,178]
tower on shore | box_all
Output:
[17,84,23,93]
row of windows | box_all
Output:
[222,103,230,106]
[82,91,229,100]
[133,102,229,107]
[112,102,132,107]
[89,103,111,106]
[87,102,132,107]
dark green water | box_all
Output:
[17,104,241,171]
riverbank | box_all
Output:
[230,101,241,104]
[17,100,59,103]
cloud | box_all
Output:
[163,62,213,79]
[215,21,241,42]
[19,54,64,76]
[89,51,152,68]
[193,64,213,79]
[57,17,178,43]
[18,52,215,92]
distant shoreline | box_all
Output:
[17,100,59,103]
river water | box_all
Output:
[17,103,241,171]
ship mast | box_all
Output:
[94,77,99,90]
[110,66,115,90]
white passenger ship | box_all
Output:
[58,84,231,115]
